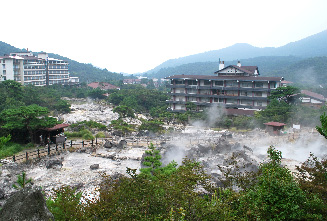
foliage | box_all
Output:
[12,171,32,189]
[0,143,32,159]
[0,134,11,149]
[85,158,216,220]
[113,105,135,118]
[139,143,178,178]
[65,129,94,140]
[254,99,292,126]
[139,120,164,133]
[235,147,323,220]
[0,104,59,143]
[269,85,301,104]
[108,86,169,113]
[46,186,86,220]
[109,119,134,135]
[296,154,327,205]
[316,112,327,139]
[69,120,107,131]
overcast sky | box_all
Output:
[2,0,327,74]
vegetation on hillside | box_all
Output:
[45,146,327,220]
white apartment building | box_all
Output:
[0,51,74,86]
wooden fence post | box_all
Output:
[25,152,28,161]
[70,140,73,147]
[82,141,84,148]
[63,142,65,149]
[56,143,58,151]
[37,149,40,158]
[92,139,94,147]
[48,144,50,155]
[13,155,15,162]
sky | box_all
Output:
[1,0,327,74]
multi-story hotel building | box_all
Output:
[0,51,74,86]
[166,61,283,112]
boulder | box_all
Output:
[45,159,63,169]
[90,164,99,170]
[0,187,54,221]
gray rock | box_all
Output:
[0,188,5,199]
[46,159,63,169]
[90,164,99,170]
[0,187,54,221]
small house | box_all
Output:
[264,122,286,136]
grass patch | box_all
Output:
[0,142,34,159]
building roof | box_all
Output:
[165,74,282,81]
[301,90,326,102]
[88,82,119,90]
[123,79,141,84]
[264,122,286,127]
[214,65,259,75]
[44,123,70,131]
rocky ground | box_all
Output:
[1,99,327,206]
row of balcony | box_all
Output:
[167,84,275,91]
[168,103,266,111]
[169,93,268,100]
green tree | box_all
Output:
[46,186,86,220]
[139,120,164,133]
[12,171,32,189]
[316,112,327,139]
[255,99,292,125]
[269,85,301,104]
[113,105,135,118]
[237,147,323,220]
[0,105,58,143]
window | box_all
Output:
[270,81,276,88]
[241,82,252,88]
[175,80,185,85]
[188,80,197,85]
[240,91,248,96]
[215,81,223,86]
[226,81,238,87]
[240,100,252,105]
[254,92,262,97]
[214,98,224,103]
[255,82,263,88]
[226,98,237,104]
[203,80,211,85]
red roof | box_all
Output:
[301,90,326,102]
[264,122,286,127]
[88,82,119,90]
[44,123,70,131]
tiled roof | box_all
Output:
[165,74,282,81]
[264,122,286,127]
[301,90,326,102]
[88,82,119,90]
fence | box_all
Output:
[6,139,103,164]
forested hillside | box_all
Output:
[0,41,124,84]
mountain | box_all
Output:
[146,30,327,74]
[150,55,327,87]
[0,41,124,83]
